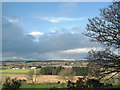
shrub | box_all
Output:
[2,77,22,90]
[67,77,110,88]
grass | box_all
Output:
[1,69,41,75]
[2,82,120,89]
[20,83,120,88]
[1,69,30,74]
[20,84,67,88]
[112,83,120,87]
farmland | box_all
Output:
[20,83,120,88]
[1,60,120,89]
[1,1,120,89]
[20,84,67,88]
[2,69,30,74]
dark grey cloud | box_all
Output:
[37,28,100,53]
[2,17,102,60]
[2,18,37,55]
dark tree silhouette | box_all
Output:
[85,2,120,49]
[87,49,120,81]
[85,1,120,82]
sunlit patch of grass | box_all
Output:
[20,84,67,88]
[2,69,30,74]
[112,83,120,87]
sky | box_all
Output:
[2,2,112,60]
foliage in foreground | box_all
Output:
[85,1,120,81]
[2,77,26,90]
[2,77,120,89]
[67,77,113,89]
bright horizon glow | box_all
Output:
[63,48,93,54]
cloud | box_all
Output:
[5,16,22,23]
[29,32,44,35]
[37,16,86,23]
[62,48,92,54]
[2,17,37,55]
[2,17,102,60]
[58,3,79,15]
[59,3,78,9]
[32,3,79,22]
[36,27,101,54]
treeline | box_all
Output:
[40,66,64,75]
[72,67,88,76]
[39,66,88,76]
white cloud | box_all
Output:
[58,3,79,15]
[40,17,85,23]
[6,16,22,23]
[3,17,102,60]
[62,48,95,54]
[29,32,44,35]
[59,3,78,9]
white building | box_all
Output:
[30,67,37,69]
[12,68,19,69]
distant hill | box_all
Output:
[2,59,87,62]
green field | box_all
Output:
[20,84,67,88]
[20,83,120,88]
[112,83,120,87]
[1,69,30,74]
[2,83,120,89]
[2,84,67,89]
